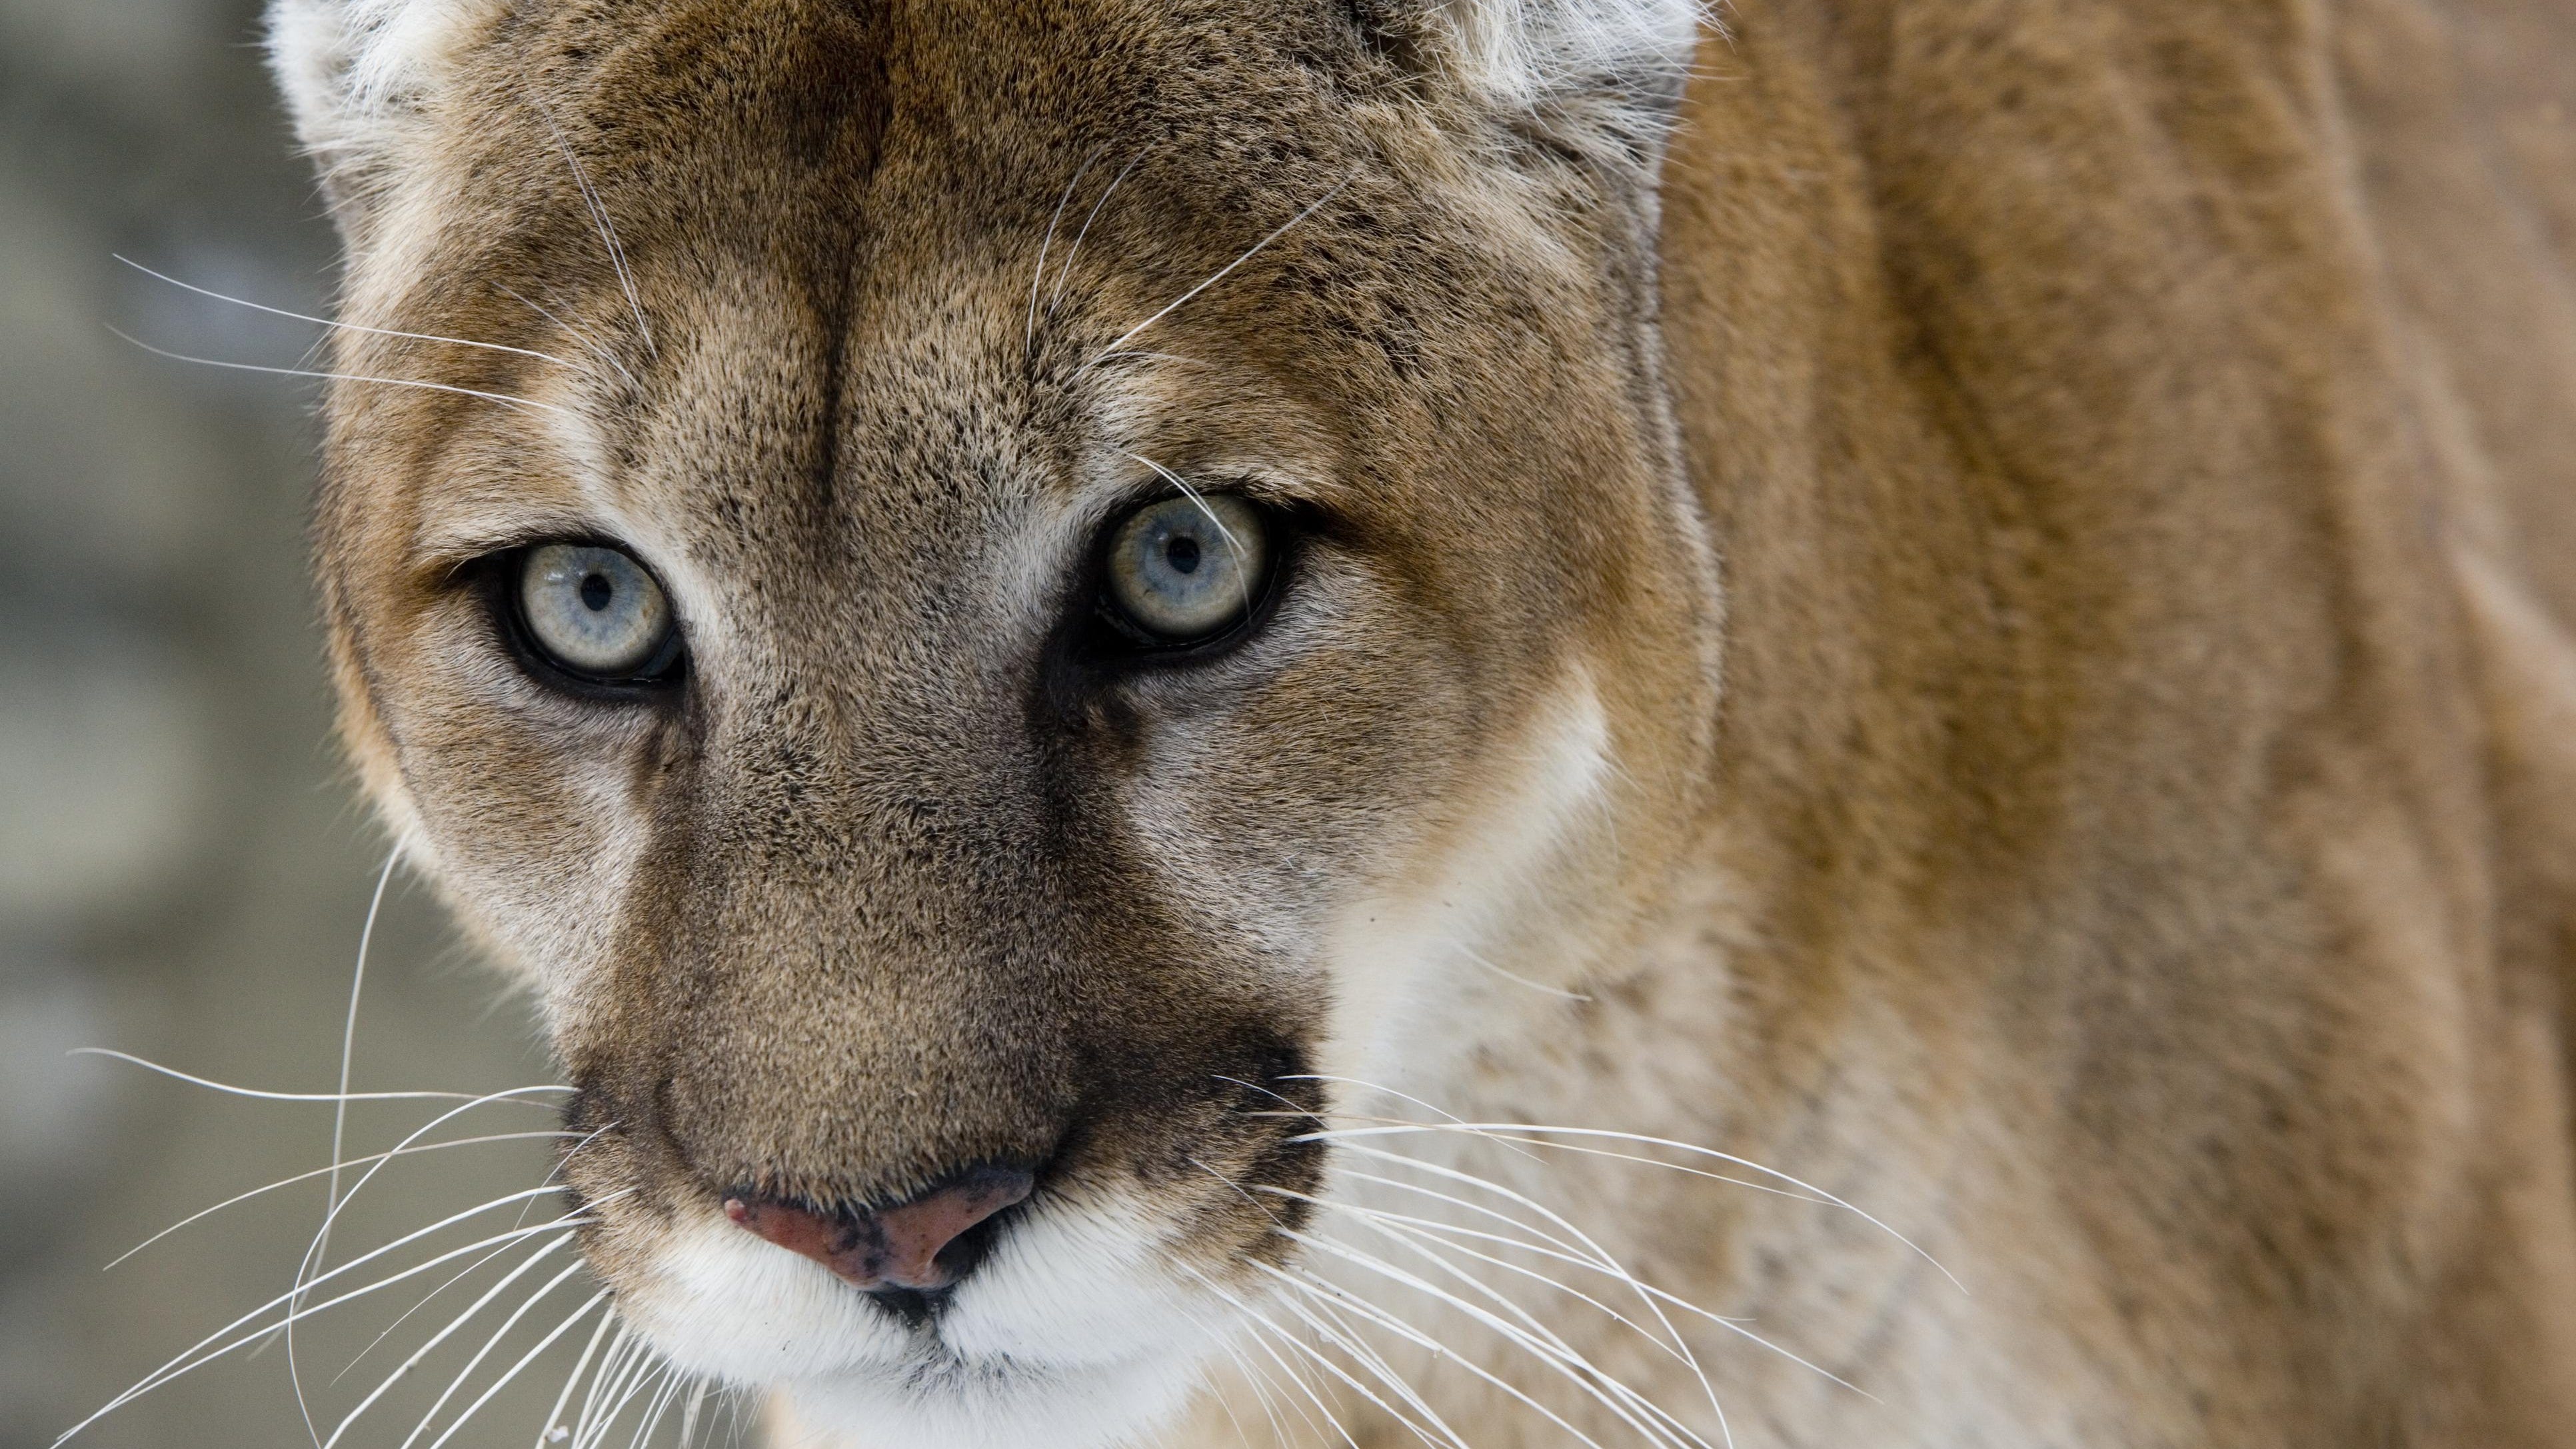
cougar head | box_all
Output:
[271,0,1720,1441]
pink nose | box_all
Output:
[723,1167,1034,1293]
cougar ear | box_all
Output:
[1370,0,1708,161]
[266,0,495,235]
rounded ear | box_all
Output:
[1373,0,1710,161]
[266,0,493,237]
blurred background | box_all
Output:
[0,3,615,1446]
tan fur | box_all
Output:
[272,0,2576,1443]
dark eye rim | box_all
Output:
[479,540,690,699]
[1083,491,1298,664]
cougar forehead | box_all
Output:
[285,0,1718,1430]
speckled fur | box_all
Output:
[273,0,2576,1444]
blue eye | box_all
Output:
[1102,494,1269,641]
[517,543,680,680]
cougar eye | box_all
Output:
[515,543,682,683]
[1102,494,1270,642]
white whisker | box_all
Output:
[107,1130,573,1272]
[1320,1151,1730,1438]
[494,282,646,395]
[1030,145,1108,353]
[117,257,593,377]
[104,328,576,416]
[1049,146,1150,309]
[418,1285,613,1449]
[1274,1232,1702,1449]
[1183,1295,1329,1448]
[569,1322,637,1449]
[1370,1122,1838,1207]
[1245,1267,1470,1449]
[293,850,400,1448]
[1181,1266,1376,1449]
[535,102,656,359]
[1307,1124,1963,1292]
[69,1047,571,1104]
[1124,452,1256,614]
[334,1218,567,1386]
[1074,180,1347,379]
[577,1326,664,1449]
[675,1380,713,1449]
[55,1210,593,1446]
[291,1081,598,1380]
[1276,1074,1543,1162]
[1456,943,1596,1002]
[533,1306,620,1449]
[622,1364,686,1449]
[1274,1186,1707,1366]
[327,1236,580,1446]
[1271,1259,1640,1449]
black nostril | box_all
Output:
[724,1164,1036,1298]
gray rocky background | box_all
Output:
[1,4,617,1446]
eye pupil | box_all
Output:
[517,543,678,683]
[1102,493,1268,643]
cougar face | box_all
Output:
[275,0,1718,1440]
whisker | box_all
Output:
[577,1325,662,1449]
[327,1236,580,1446]
[1275,1074,1543,1162]
[70,1048,571,1105]
[117,257,593,376]
[1456,943,1595,1002]
[1372,1122,1838,1207]
[1280,1232,1698,1449]
[535,101,656,358]
[1029,145,1109,354]
[581,1350,669,1449]
[417,1285,613,1449]
[675,1380,713,1449]
[1179,1266,1380,1449]
[1271,1186,1707,1368]
[1124,452,1255,614]
[104,328,575,416]
[1205,1332,1292,1447]
[568,1322,637,1449]
[493,282,645,395]
[1246,1268,1471,1449]
[1271,1240,1700,1449]
[1048,146,1150,309]
[293,851,401,1449]
[1266,1258,1633,1449]
[291,1082,599,1375]
[107,1130,573,1271]
[1319,1151,1730,1438]
[1384,1209,1869,1402]
[1182,1295,1328,1448]
[621,1364,686,1449]
[1256,1104,1844,1207]
[1074,179,1348,379]
[333,1218,569,1386]
[533,1306,620,1449]
[1312,1208,1800,1436]
[55,1211,593,1446]
[1306,1124,1963,1293]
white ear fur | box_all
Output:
[266,0,488,213]
[1424,0,1708,134]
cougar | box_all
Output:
[250,0,2576,1443]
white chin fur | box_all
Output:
[622,1198,1222,1449]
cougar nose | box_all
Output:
[723,1166,1034,1294]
